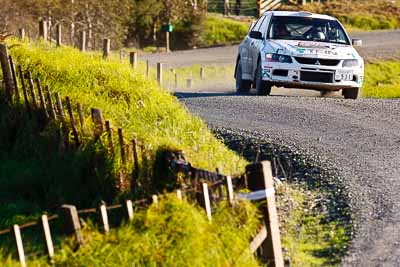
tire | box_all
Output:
[235,60,251,94]
[343,87,360,99]
[255,61,272,96]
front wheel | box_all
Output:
[255,61,272,96]
[343,87,360,99]
[235,60,251,94]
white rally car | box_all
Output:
[235,11,364,99]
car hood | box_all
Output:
[266,39,361,60]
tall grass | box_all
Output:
[0,39,259,264]
[0,39,247,236]
[8,39,245,173]
[0,196,262,266]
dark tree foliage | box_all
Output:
[127,0,206,49]
[0,0,206,50]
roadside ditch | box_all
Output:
[213,126,352,266]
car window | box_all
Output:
[252,16,266,32]
[267,16,350,45]
[258,15,271,37]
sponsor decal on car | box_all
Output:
[297,42,331,49]
[262,70,271,78]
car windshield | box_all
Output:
[268,16,350,45]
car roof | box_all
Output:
[264,10,336,21]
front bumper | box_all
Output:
[261,60,364,91]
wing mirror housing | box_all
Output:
[352,39,362,47]
[249,31,263,40]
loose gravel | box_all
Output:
[180,95,400,266]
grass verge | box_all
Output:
[278,184,349,266]
[362,61,400,98]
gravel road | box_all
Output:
[181,95,400,266]
[164,30,400,265]
[140,30,400,67]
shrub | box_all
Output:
[199,14,250,47]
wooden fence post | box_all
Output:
[202,183,212,221]
[55,92,66,124]
[18,66,30,113]
[100,202,110,233]
[79,31,86,52]
[103,39,110,59]
[152,195,158,204]
[9,56,20,101]
[55,92,68,149]
[125,200,134,221]
[226,175,234,205]
[41,214,55,259]
[174,73,178,90]
[254,146,261,163]
[56,24,62,46]
[13,224,26,267]
[39,18,48,40]
[146,60,149,77]
[0,44,14,102]
[129,52,137,69]
[27,72,38,109]
[157,62,163,86]
[66,96,80,146]
[246,161,283,267]
[177,189,182,200]
[35,78,49,119]
[91,108,104,139]
[45,86,56,120]
[19,28,25,40]
[132,139,140,174]
[60,205,84,246]
[200,67,205,79]
[105,121,114,152]
[118,128,126,164]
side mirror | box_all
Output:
[352,39,362,47]
[249,31,263,40]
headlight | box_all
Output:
[265,53,293,63]
[343,59,359,67]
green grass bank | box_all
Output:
[362,61,400,98]
[200,14,250,47]
[0,39,246,231]
[0,39,260,265]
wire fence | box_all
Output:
[0,26,285,267]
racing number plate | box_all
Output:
[335,70,353,81]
